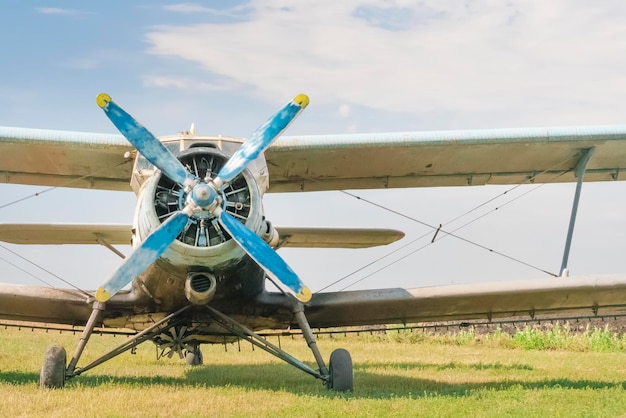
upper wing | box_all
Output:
[0,127,132,191]
[266,125,626,192]
[3,124,626,192]
[299,274,626,327]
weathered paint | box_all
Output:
[96,211,190,302]
[219,208,311,302]
[97,94,194,188]
[3,123,626,191]
[215,94,309,186]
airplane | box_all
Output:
[1,93,626,392]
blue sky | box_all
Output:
[1,1,626,292]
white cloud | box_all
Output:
[338,104,351,118]
[163,3,217,13]
[144,0,626,125]
[143,75,241,92]
[162,3,251,18]
[37,7,91,17]
[144,75,194,89]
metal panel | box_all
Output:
[303,274,626,327]
[0,223,403,248]
[266,125,626,192]
[0,127,133,190]
[3,124,626,192]
[0,223,131,245]
[3,274,626,332]
[275,226,404,248]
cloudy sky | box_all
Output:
[1,1,625,293]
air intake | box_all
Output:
[185,272,217,305]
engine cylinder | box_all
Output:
[133,146,264,271]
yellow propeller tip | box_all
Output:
[96,93,112,108]
[296,286,312,303]
[294,94,309,109]
[95,287,111,302]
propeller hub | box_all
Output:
[190,183,218,208]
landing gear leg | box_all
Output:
[203,305,327,381]
[39,301,105,389]
[66,301,106,378]
[293,304,329,377]
[206,302,353,391]
[293,304,353,392]
[39,304,194,389]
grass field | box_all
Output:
[1,325,626,417]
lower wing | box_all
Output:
[302,274,626,327]
[0,223,404,248]
[2,274,622,331]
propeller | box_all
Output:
[95,93,311,303]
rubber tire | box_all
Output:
[40,345,67,389]
[328,348,353,392]
[185,347,203,366]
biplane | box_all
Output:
[1,94,626,391]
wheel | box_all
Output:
[328,348,353,392]
[40,345,67,389]
[185,346,203,366]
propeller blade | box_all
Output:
[95,211,190,302]
[214,94,309,187]
[96,93,195,188]
[218,210,312,303]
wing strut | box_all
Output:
[559,147,594,276]
[95,234,126,259]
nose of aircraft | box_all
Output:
[95,93,312,303]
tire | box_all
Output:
[40,345,66,389]
[185,346,203,366]
[328,348,353,392]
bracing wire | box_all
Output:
[317,157,577,292]
[0,159,132,293]
[0,159,131,211]
[0,243,92,296]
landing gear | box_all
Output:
[39,301,106,389]
[202,303,353,392]
[37,300,352,391]
[39,345,66,389]
[185,346,204,366]
[38,303,194,390]
[328,348,353,392]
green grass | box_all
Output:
[1,325,626,417]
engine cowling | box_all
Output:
[134,146,264,270]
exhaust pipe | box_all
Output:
[185,272,217,305]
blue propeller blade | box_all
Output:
[97,93,195,188]
[214,94,309,187]
[218,210,312,303]
[95,211,190,302]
